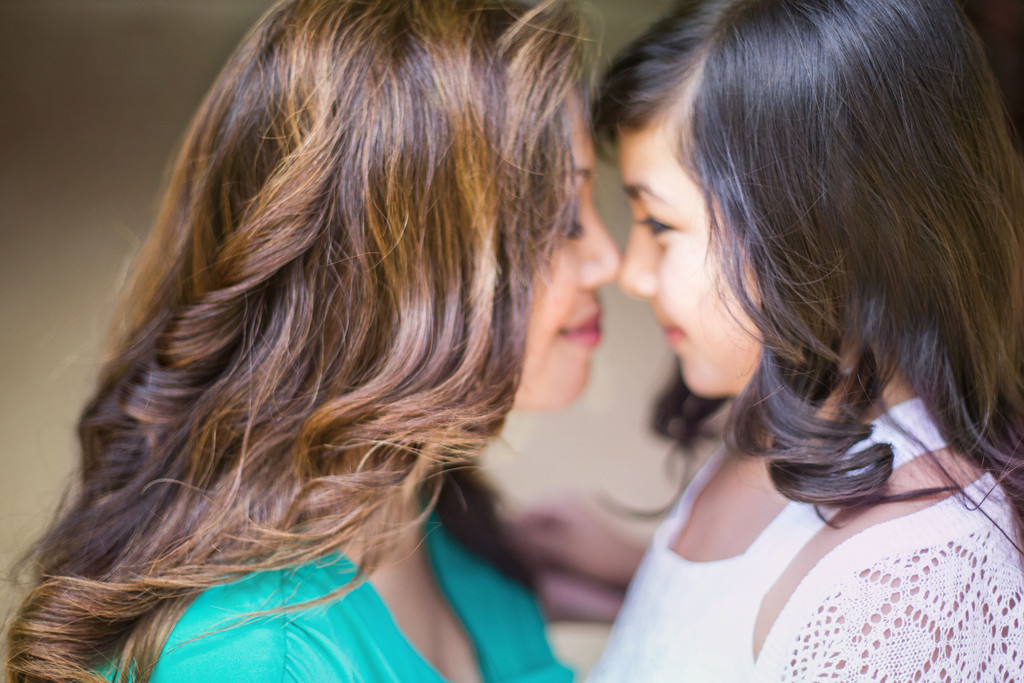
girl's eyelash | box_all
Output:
[642,217,673,235]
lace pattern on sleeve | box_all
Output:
[773,530,1023,682]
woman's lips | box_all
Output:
[560,313,602,348]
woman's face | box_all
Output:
[617,121,761,398]
[513,113,621,411]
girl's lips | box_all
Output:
[561,313,602,348]
[663,327,685,345]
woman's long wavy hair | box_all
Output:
[6,1,584,680]
[598,0,1024,534]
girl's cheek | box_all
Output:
[660,248,702,307]
[657,274,696,328]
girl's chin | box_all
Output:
[679,365,744,400]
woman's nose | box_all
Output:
[618,226,658,300]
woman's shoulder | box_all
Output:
[149,559,364,683]
[754,478,1024,681]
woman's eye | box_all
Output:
[642,217,674,235]
[568,203,584,239]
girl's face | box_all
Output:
[513,111,621,411]
[617,121,761,398]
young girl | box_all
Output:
[4,1,619,682]
[522,0,1024,679]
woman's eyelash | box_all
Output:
[641,217,673,235]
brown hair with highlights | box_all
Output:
[6,1,584,680]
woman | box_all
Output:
[521,0,1024,679]
[5,1,619,681]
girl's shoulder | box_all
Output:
[754,475,1024,681]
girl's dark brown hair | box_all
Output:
[6,1,584,680]
[598,0,1024,534]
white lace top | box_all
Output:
[588,399,1024,682]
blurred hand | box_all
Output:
[534,568,628,623]
[508,497,646,591]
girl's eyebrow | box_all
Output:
[573,167,595,180]
[624,181,668,205]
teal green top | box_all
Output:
[108,522,572,682]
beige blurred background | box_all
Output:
[0,0,680,673]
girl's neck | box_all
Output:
[866,379,916,421]
[813,376,915,424]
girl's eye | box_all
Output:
[642,217,674,235]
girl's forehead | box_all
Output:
[618,125,699,199]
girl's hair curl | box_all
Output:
[598,0,1024,532]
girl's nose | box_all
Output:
[618,226,658,300]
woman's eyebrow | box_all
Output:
[573,167,595,180]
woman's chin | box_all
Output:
[512,368,589,413]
